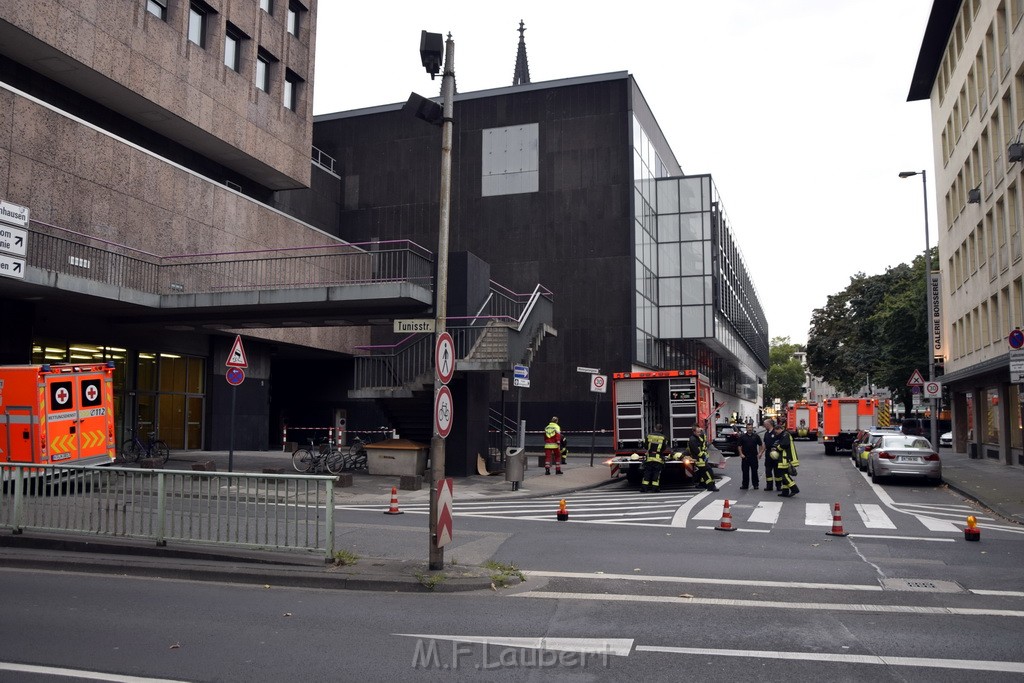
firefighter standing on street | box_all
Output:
[771,422,800,497]
[543,417,563,475]
[762,418,780,492]
[640,423,667,492]
[690,424,719,492]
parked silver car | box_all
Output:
[851,427,899,471]
[866,434,942,485]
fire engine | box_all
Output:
[606,369,720,485]
[786,400,818,441]
[0,363,117,483]
[821,397,879,455]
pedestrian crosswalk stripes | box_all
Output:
[335,491,1024,535]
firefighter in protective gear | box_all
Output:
[762,418,780,491]
[690,425,718,491]
[640,423,667,492]
[559,436,569,465]
[543,417,563,475]
[771,423,800,497]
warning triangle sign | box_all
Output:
[907,369,925,386]
[226,335,248,368]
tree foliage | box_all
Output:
[806,250,935,414]
[766,336,806,404]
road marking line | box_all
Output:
[854,503,897,529]
[513,591,1024,618]
[846,533,955,542]
[805,503,833,526]
[631,646,1024,673]
[523,570,884,592]
[915,516,962,532]
[746,501,783,523]
[394,634,634,656]
[0,661,188,682]
[692,499,734,521]
[971,589,1024,597]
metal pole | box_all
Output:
[228,385,236,473]
[428,33,455,572]
[590,392,598,467]
[921,170,939,452]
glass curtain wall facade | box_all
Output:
[631,116,768,402]
[30,340,205,451]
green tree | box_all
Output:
[766,336,806,405]
[806,251,934,415]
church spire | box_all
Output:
[512,20,531,86]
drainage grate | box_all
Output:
[880,578,965,593]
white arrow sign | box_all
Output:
[0,253,26,280]
[0,224,27,258]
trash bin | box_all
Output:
[505,447,525,491]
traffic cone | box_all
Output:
[964,515,981,541]
[715,499,736,531]
[556,499,569,521]
[384,486,403,515]
[826,502,849,537]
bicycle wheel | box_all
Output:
[153,440,170,464]
[121,439,143,464]
[351,450,368,471]
[325,449,346,475]
[292,448,314,472]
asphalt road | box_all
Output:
[1,441,1022,681]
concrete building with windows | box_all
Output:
[311,61,769,433]
[909,0,1024,466]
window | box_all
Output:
[224,24,244,72]
[188,3,207,48]
[287,4,299,36]
[283,70,302,111]
[256,49,275,92]
[146,0,167,20]
[260,0,272,12]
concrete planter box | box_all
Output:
[367,439,429,476]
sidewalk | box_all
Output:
[938,450,1024,524]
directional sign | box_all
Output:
[590,374,608,393]
[226,367,246,386]
[513,364,529,380]
[226,335,248,368]
[1010,328,1024,350]
[924,381,942,398]
[434,385,453,438]
[435,477,454,548]
[906,369,925,386]
[0,224,27,258]
[0,253,25,280]
[0,199,29,229]
[435,332,455,384]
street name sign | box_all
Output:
[0,199,29,229]
[394,318,435,334]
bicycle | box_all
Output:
[342,436,369,471]
[121,428,170,465]
[292,438,346,474]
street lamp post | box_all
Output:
[899,170,938,451]
[408,31,455,571]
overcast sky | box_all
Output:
[312,1,937,347]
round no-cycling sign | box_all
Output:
[590,374,608,393]
[434,385,453,438]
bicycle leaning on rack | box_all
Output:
[292,437,346,475]
[120,427,170,464]
[343,436,369,471]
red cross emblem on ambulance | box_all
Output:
[55,387,69,405]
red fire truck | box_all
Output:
[821,397,879,455]
[786,400,819,441]
[606,369,721,485]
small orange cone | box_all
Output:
[964,515,980,541]
[556,499,569,521]
[826,502,848,537]
[384,486,403,515]
[715,499,736,531]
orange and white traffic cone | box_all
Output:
[826,502,848,537]
[556,499,569,521]
[384,486,403,515]
[964,515,981,541]
[715,499,736,531]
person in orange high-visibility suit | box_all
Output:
[543,417,563,475]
